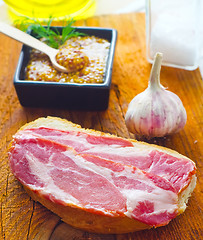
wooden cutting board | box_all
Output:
[0,13,202,240]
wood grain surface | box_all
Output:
[0,13,202,240]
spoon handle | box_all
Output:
[0,22,57,55]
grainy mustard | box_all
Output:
[26,36,110,84]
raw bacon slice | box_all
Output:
[19,127,196,193]
[10,134,178,227]
[8,117,197,233]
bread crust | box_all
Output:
[24,186,150,234]
[12,116,196,233]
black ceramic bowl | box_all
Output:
[14,27,117,110]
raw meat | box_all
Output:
[8,117,197,233]
[18,127,196,193]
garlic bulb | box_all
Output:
[125,52,187,138]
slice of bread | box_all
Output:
[9,116,196,234]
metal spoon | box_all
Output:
[0,22,69,73]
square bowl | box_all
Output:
[14,27,117,110]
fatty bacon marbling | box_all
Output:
[8,117,196,233]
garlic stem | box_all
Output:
[148,52,163,90]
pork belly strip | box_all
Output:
[8,116,196,233]
[18,126,196,194]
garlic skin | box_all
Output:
[125,52,187,138]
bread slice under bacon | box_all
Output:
[8,116,196,234]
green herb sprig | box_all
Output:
[14,17,86,49]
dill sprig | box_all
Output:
[14,17,86,49]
